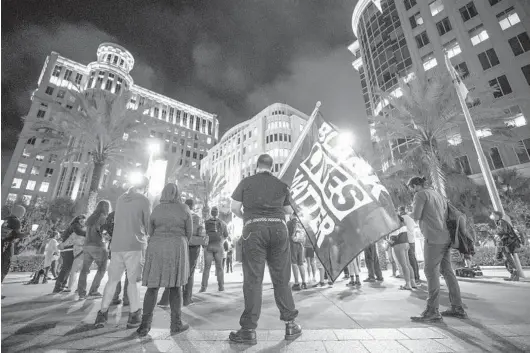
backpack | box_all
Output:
[205,218,223,243]
[291,222,306,244]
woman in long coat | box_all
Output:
[137,183,192,336]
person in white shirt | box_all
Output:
[399,206,421,285]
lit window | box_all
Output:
[497,7,520,30]
[22,149,30,158]
[17,164,27,173]
[489,75,513,98]
[31,166,40,175]
[476,128,492,138]
[12,178,22,189]
[25,180,36,191]
[7,194,17,202]
[444,40,462,58]
[509,32,530,56]
[429,0,444,16]
[422,53,438,71]
[459,2,478,22]
[123,133,129,141]
[448,134,462,146]
[469,25,489,46]
[22,195,32,205]
[36,155,45,161]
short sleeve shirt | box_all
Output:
[231,172,290,223]
[412,189,450,244]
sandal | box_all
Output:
[399,285,412,291]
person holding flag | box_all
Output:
[229,153,302,345]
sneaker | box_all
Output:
[127,309,142,328]
[285,321,302,340]
[363,278,375,283]
[219,286,225,292]
[440,306,468,319]
[88,292,103,298]
[61,289,72,293]
[111,299,122,305]
[301,283,307,290]
[94,310,108,328]
[411,307,443,323]
[346,280,355,286]
[229,328,257,345]
[292,283,301,291]
[376,277,384,282]
[78,294,87,301]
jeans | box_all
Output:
[113,274,129,303]
[201,243,224,289]
[364,243,383,279]
[77,246,108,296]
[160,245,201,305]
[408,242,420,281]
[54,250,74,291]
[100,250,144,313]
[226,256,233,273]
[240,221,298,330]
[424,240,463,310]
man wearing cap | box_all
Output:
[200,206,228,292]
[229,153,301,345]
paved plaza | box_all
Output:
[2,264,530,352]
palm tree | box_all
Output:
[370,66,518,197]
[24,88,159,212]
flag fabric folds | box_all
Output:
[281,119,400,281]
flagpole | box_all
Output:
[278,101,322,179]
[445,54,524,278]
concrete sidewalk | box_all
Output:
[2,263,530,352]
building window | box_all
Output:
[504,105,526,127]
[444,40,461,58]
[266,136,269,143]
[514,138,530,164]
[26,180,36,191]
[509,32,530,56]
[186,150,190,157]
[429,0,444,16]
[469,25,489,46]
[45,86,54,95]
[489,0,502,5]
[456,156,472,175]
[64,167,78,197]
[22,195,32,205]
[63,69,72,81]
[113,56,119,65]
[27,137,36,145]
[489,75,512,98]
[57,90,66,99]
[477,48,500,70]
[497,7,521,30]
[454,62,470,78]
[409,12,423,29]
[436,17,452,36]
[52,65,62,77]
[521,64,530,86]
[48,154,58,163]
[460,2,478,22]
[274,133,278,142]
[415,31,430,49]
[75,73,83,85]
[17,164,27,174]
[31,166,40,175]
[97,71,105,87]
[487,147,504,169]
[12,178,22,189]
[36,155,44,162]
[7,194,17,202]
[404,0,417,11]
[36,109,46,118]
[193,152,197,159]
[422,53,437,71]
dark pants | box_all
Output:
[408,243,420,281]
[364,243,383,280]
[1,246,12,283]
[54,251,74,291]
[502,247,517,275]
[159,245,201,306]
[44,260,57,278]
[240,221,298,330]
[201,243,224,289]
[226,256,233,273]
[113,274,129,303]
[77,246,108,296]
[143,287,182,323]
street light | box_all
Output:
[128,171,144,186]
[338,131,354,148]
[147,141,160,156]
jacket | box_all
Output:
[446,203,474,255]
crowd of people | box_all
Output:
[1,153,526,344]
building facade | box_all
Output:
[349,0,530,181]
[2,43,218,206]
[200,103,310,198]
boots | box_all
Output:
[127,309,142,329]
[440,305,468,319]
[411,307,443,323]
[136,313,153,337]
[170,309,189,334]
[285,320,302,340]
[229,328,257,345]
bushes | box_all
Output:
[10,254,45,273]
[472,246,530,266]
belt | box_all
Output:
[244,218,285,227]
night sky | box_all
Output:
[1,0,368,174]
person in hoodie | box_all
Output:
[95,176,151,330]
[77,200,111,300]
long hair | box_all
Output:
[159,183,180,204]
[87,200,111,227]
[69,214,86,227]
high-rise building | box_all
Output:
[349,0,530,180]
[200,103,310,198]
[2,43,218,206]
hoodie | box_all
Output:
[111,190,151,252]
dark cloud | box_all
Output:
[2,0,367,172]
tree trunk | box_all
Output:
[428,156,446,198]
[86,161,105,214]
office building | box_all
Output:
[2,43,218,206]
[349,0,530,180]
